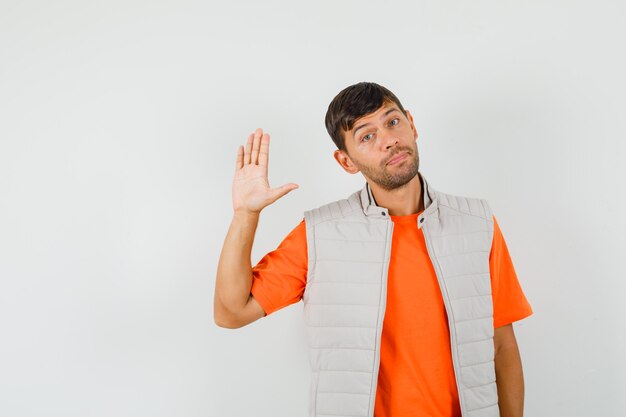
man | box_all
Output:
[214,82,533,417]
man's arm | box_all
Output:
[494,324,525,417]
[213,128,298,328]
[214,210,265,328]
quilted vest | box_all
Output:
[302,171,498,417]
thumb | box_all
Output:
[269,183,299,201]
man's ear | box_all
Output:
[405,109,418,141]
[333,149,360,174]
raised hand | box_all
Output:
[232,128,299,215]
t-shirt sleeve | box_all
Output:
[250,218,308,316]
[490,215,533,328]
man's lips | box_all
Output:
[386,152,408,165]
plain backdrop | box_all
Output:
[1,1,625,416]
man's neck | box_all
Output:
[368,173,424,216]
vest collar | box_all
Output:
[359,171,439,226]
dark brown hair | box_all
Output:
[325,82,408,152]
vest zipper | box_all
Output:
[421,220,468,416]
[368,218,394,417]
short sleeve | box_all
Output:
[250,218,308,316]
[490,215,533,328]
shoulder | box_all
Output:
[303,189,363,226]
[433,188,493,222]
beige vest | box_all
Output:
[302,172,499,417]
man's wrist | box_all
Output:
[233,209,260,222]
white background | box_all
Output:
[1,1,625,416]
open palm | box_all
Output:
[232,128,298,214]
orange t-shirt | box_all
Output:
[251,212,533,417]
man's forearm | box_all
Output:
[494,342,525,417]
[214,210,260,315]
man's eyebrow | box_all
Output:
[352,108,400,138]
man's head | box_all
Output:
[325,81,420,191]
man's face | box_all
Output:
[333,101,420,191]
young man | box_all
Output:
[214,82,533,417]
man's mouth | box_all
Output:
[387,152,408,165]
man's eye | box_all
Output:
[362,133,373,142]
[390,118,399,126]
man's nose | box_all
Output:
[381,129,399,149]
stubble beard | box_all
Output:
[357,150,420,191]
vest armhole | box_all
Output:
[480,198,494,226]
[302,210,317,300]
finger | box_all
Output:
[235,145,244,171]
[249,128,262,165]
[251,131,264,165]
[269,183,299,202]
[244,132,254,165]
[258,133,270,170]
